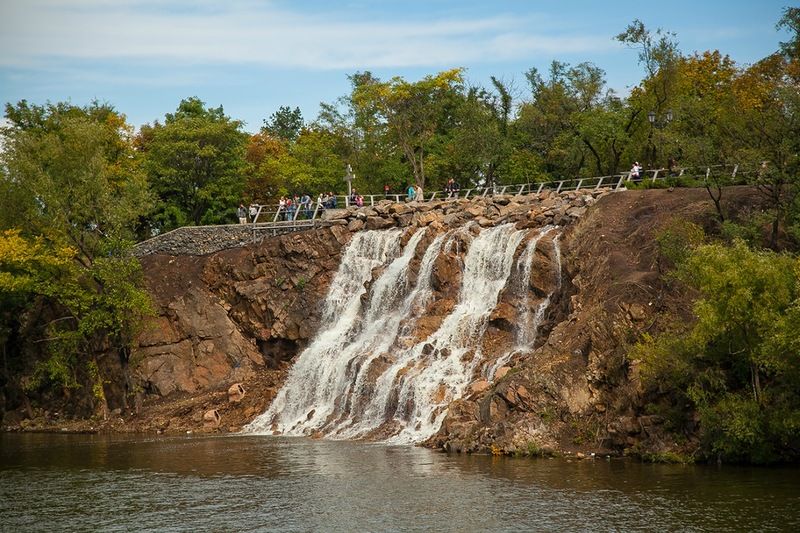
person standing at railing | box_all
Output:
[300,193,312,219]
[249,204,257,222]
[406,184,416,202]
[237,203,247,224]
[415,184,424,202]
[383,183,390,198]
[278,196,287,220]
[630,162,642,182]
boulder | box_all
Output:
[413,211,442,227]
[347,219,365,232]
[464,205,483,217]
[389,204,413,215]
[321,209,350,221]
[394,213,413,227]
[203,409,221,428]
[228,383,246,402]
[366,216,395,230]
[494,366,511,380]
[471,380,490,394]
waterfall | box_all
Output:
[515,226,556,348]
[246,229,404,435]
[246,223,533,443]
[487,228,562,380]
[384,224,526,443]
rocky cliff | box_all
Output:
[3,187,743,456]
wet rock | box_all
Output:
[471,380,490,394]
[494,366,511,380]
[394,213,413,227]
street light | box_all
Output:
[647,109,673,168]
[344,163,355,197]
[648,109,672,127]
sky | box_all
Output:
[0,0,793,133]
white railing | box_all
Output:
[237,163,747,243]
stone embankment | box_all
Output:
[134,189,611,257]
[321,188,606,231]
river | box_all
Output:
[1,433,798,531]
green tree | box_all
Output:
[515,61,610,178]
[263,106,304,142]
[616,20,682,169]
[351,69,464,189]
[139,97,248,230]
[635,239,800,463]
[318,72,411,195]
[0,101,153,415]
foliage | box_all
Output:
[263,106,304,141]
[350,69,465,188]
[633,240,800,463]
[138,97,248,230]
[0,101,153,400]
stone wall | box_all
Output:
[133,190,612,257]
[133,222,334,257]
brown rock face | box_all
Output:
[133,225,347,403]
[17,187,733,454]
[428,187,754,457]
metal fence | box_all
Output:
[247,163,745,231]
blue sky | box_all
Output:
[0,0,792,132]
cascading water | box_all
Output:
[246,229,404,435]
[246,223,546,443]
[383,224,526,443]
[515,226,557,348]
[485,226,557,380]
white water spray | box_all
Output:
[247,223,543,443]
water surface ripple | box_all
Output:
[1,433,798,532]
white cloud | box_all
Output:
[0,0,616,70]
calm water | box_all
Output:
[1,433,798,532]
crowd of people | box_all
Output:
[238,161,686,224]
[237,181,468,224]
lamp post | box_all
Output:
[344,164,354,198]
[647,109,673,169]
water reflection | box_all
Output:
[1,433,799,531]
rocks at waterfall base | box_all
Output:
[2,187,759,461]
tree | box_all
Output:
[725,50,800,248]
[139,97,248,230]
[515,61,610,178]
[263,106,304,142]
[616,20,682,169]
[318,73,411,195]
[635,238,800,463]
[243,131,288,202]
[351,69,464,189]
[0,101,153,416]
